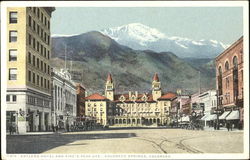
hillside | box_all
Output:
[51,31,216,94]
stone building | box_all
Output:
[215,36,244,129]
[6,7,55,133]
[85,73,177,126]
[51,69,77,130]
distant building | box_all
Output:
[85,73,176,126]
[215,36,243,129]
[51,69,77,130]
[76,83,86,119]
[171,93,190,124]
[6,7,55,133]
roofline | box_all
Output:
[215,36,243,61]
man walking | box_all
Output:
[226,122,230,131]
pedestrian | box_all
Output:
[226,122,230,131]
[52,124,55,132]
[9,124,12,135]
[230,122,233,131]
[214,123,217,130]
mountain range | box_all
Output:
[100,23,228,58]
[51,31,216,94]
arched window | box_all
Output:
[218,66,222,76]
[233,56,238,69]
[225,61,229,71]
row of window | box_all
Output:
[28,7,50,30]
[28,52,50,74]
[28,15,50,45]
[218,56,238,75]
[27,95,50,108]
[6,95,17,102]
[28,70,50,90]
[28,34,50,59]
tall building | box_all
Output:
[51,69,77,130]
[6,7,55,133]
[76,83,86,119]
[85,73,177,126]
[215,36,243,129]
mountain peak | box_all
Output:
[101,23,165,46]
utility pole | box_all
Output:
[64,44,67,70]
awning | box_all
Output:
[182,116,190,122]
[219,111,231,120]
[200,114,210,121]
[226,110,239,120]
[207,114,217,121]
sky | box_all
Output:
[51,7,243,45]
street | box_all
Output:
[7,128,243,154]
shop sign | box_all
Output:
[18,116,25,121]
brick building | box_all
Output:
[215,36,243,129]
[76,83,86,119]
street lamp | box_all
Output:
[216,90,220,130]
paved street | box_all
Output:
[7,128,243,154]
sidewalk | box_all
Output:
[203,126,243,132]
[7,131,55,136]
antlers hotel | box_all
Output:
[85,73,177,126]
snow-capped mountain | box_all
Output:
[100,23,229,58]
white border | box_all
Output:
[1,1,249,160]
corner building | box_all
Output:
[6,7,55,133]
[85,73,177,126]
[215,36,244,129]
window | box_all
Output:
[44,78,47,88]
[41,13,43,23]
[9,49,17,61]
[28,34,32,45]
[41,45,43,55]
[9,12,17,23]
[37,41,39,51]
[33,20,36,31]
[28,70,31,81]
[44,63,46,73]
[37,24,40,35]
[37,58,39,68]
[6,95,10,102]
[32,72,35,83]
[44,49,46,58]
[41,61,43,71]
[45,17,47,26]
[226,78,230,88]
[48,80,50,89]
[28,15,32,27]
[9,68,17,80]
[12,95,17,102]
[37,75,39,85]
[47,35,50,45]
[41,77,43,87]
[28,52,31,64]
[37,8,40,18]
[48,65,50,74]
[33,7,36,14]
[44,32,47,42]
[48,51,50,59]
[44,47,46,57]
[48,21,50,29]
[9,31,17,42]
[225,61,229,71]
[33,38,35,48]
[41,29,43,39]
[233,56,238,69]
[32,55,35,66]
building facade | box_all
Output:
[51,69,77,130]
[76,83,86,119]
[85,73,177,126]
[215,36,244,128]
[6,7,55,133]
